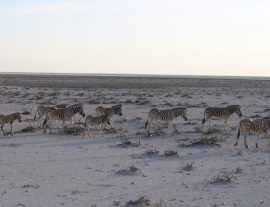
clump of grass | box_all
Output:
[116,164,142,176]
[164,150,178,157]
[182,136,220,147]
[145,149,159,156]
[209,171,235,184]
[117,137,141,148]
[125,196,151,206]
[234,167,243,174]
[21,126,35,133]
[182,161,195,172]
[124,197,169,207]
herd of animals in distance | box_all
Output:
[0,102,270,149]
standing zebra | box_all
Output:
[234,117,270,148]
[83,114,111,138]
[95,104,122,128]
[34,104,68,128]
[0,112,22,136]
[145,107,188,136]
[42,103,85,134]
[201,105,242,130]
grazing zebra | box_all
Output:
[201,105,242,130]
[0,112,22,136]
[234,117,270,148]
[34,104,68,128]
[145,107,188,135]
[83,115,111,138]
[95,104,123,128]
[42,103,85,134]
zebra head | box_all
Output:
[112,104,123,116]
[174,108,188,121]
[71,104,85,117]
[263,116,270,128]
[229,105,242,117]
[14,112,22,123]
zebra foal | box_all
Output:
[0,112,22,136]
[145,107,188,135]
[83,115,111,138]
[95,104,122,128]
[42,103,85,134]
[201,105,242,130]
[234,117,270,148]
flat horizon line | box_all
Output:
[0,72,270,80]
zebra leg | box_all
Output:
[1,124,5,136]
[10,123,13,136]
[234,128,240,146]
[266,132,270,146]
[256,134,260,148]
[146,118,152,136]
[244,135,248,149]
[224,119,228,131]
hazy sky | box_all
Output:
[1,0,270,76]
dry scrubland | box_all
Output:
[0,74,270,207]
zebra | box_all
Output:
[83,114,111,138]
[234,117,270,148]
[201,105,242,130]
[0,112,22,136]
[42,103,85,134]
[145,107,188,135]
[95,104,122,128]
[34,104,68,128]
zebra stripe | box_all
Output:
[145,107,188,135]
[234,117,270,148]
[83,114,111,137]
[34,104,68,128]
[43,104,85,134]
[201,105,242,129]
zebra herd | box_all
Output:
[0,103,270,149]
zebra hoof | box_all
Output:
[234,142,238,146]
[245,145,248,149]
[256,144,259,148]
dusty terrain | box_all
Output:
[0,74,270,207]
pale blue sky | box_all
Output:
[0,0,270,76]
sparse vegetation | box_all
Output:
[182,161,195,171]
[164,150,178,157]
[116,164,142,176]
[21,126,35,133]
[182,136,220,147]
[209,171,235,184]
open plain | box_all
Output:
[0,74,270,207]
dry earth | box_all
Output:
[0,74,270,207]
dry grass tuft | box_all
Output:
[21,126,35,133]
[164,150,178,157]
[182,161,195,171]
[125,196,151,206]
[209,171,235,184]
[182,136,220,147]
[124,197,170,207]
[116,164,142,176]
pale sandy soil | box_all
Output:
[0,74,270,207]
